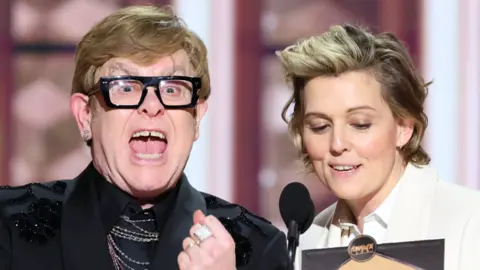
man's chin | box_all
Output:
[126,178,175,197]
[128,187,163,200]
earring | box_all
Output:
[82,130,91,141]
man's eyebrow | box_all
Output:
[161,65,187,76]
[108,62,138,75]
[106,63,191,76]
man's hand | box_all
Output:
[177,210,236,270]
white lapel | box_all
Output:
[385,163,439,242]
[317,201,349,248]
[298,203,338,250]
[325,224,342,247]
[301,224,329,249]
[296,222,330,269]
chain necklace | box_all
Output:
[107,215,159,270]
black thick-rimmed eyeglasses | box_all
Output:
[88,76,201,109]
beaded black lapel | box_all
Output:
[203,194,271,267]
[0,181,67,244]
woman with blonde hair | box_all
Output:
[276,24,480,270]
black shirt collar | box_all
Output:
[91,165,180,235]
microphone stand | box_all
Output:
[287,220,299,270]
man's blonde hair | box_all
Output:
[72,5,210,100]
[276,24,430,172]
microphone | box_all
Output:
[279,182,315,270]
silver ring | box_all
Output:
[193,224,213,243]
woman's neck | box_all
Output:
[347,160,406,231]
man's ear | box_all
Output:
[396,117,415,148]
[193,99,208,141]
[70,93,92,140]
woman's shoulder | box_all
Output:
[407,164,480,211]
[437,180,480,197]
[434,180,480,216]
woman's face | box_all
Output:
[302,71,413,206]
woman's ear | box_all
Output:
[396,118,414,148]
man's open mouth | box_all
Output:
[129,130,168,160]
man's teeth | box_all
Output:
[136,153,162,159]
[132,131,166,140]
[333,165,356,171]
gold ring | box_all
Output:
[186,241,197,250]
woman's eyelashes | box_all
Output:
[352,123,372,130]
[307,122,372,133]
[309,124,328,133]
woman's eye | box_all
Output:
[352,123,371,130]
[310,125,328,133]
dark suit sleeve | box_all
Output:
[258,230,288,270]
[0,216,11,270]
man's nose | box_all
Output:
[137,87,165,117]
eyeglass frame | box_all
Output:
[87,75,201,109]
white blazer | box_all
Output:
[295,163,480,270]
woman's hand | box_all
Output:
[177,210,236,270]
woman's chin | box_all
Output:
[330,185,366,201]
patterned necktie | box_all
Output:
[107,209,159,270]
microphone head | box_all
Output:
[279,182,315,234]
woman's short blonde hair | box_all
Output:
[72,5,210,100]
[276,24,430,172]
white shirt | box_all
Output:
[338,180,402,245]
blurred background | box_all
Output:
[0,0,479,230]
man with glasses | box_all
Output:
[0,5,287,270]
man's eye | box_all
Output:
[121,86,133,92]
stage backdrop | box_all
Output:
[1,0,479,230]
